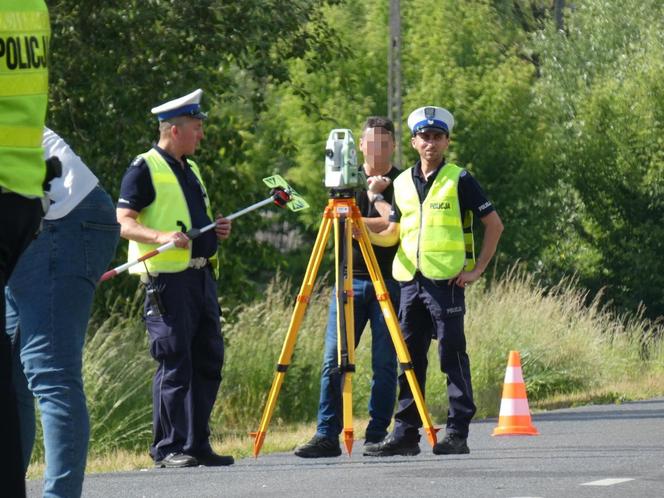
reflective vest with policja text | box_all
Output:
[392,163,475,281]
[0,0,50,197]
[128,148,219,276]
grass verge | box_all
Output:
[25,267,664,477]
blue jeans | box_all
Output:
[316,278,399,442]
[8,186,119,498]
[4,287,36,473]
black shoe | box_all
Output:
[364,434,386,445]
[294,435,342,458]
[155,452,198,468]
[363,434,420,457]
[194,451,235,466]
[433,433,470,455]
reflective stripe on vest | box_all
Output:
[0,1,50,197]
[393,163,474,281]
[128,148,218,275]
[462,210,476,272]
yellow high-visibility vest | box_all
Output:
[0,0,50,197]
[393,163,475,281]
[128,148,218,276]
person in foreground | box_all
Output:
[7,128,120,497]
[363,106,504,457]
[1,2,50,495]
[117,89,234,468]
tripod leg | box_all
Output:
[336,214,356,455]
[354,215,439,448]
[251,215,332,457]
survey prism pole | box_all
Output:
[100,174,309,283]
[99,196,276,282]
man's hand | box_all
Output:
[117,207,191,248]
[452,211,504,288]
[160,230,190,248]
[451,268,482,288]
[367,175,391,196]
[215,214,232,240]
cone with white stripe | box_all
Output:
[492,350,539,436]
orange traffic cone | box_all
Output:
[492,351,539,436]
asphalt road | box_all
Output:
[27,398,664,497]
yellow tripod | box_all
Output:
[251,196,438,457]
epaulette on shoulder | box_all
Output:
[130,156,146,167]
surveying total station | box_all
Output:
[251,129,438,457]
[324,128,366,195]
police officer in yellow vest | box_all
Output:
[0,1,50,496]
[117,89,234,468]
[364,106,504,457]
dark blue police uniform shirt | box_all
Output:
[390,159,495,223]
[117,145,218,259]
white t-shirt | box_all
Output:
[42,127,98,220]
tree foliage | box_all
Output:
[532,0,664,314]
[46,0,342,306]
[253,0,664,318]
[45,0,664,319]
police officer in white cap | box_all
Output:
[117,89,234,468]
[364,106,504,457]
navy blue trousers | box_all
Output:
[392,274,476,441]
[144,267,224,461]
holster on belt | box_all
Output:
[143,273,166,317]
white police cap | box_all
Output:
[407,106,454,135]
[151,88,207,121]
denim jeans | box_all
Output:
[9,186,119,498]
[4,287,36,473]
[316,278,399,442]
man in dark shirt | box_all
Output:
[364,106,504,457]
[294,117,401,458]
[117,89,233,468]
